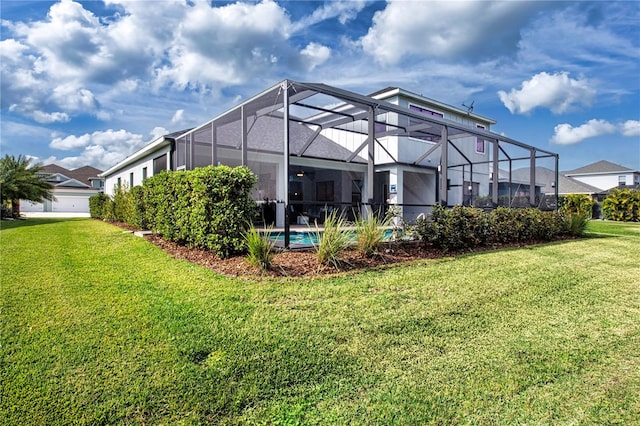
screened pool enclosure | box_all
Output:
[169,80,559,247]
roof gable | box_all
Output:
[507,167,602,194]
[55,178,91,188]
[563,160,635,175]
[42,164,103,184]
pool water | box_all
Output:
[270,229,395,246]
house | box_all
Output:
[20,164,104,213]
[101,80,558,245]
[563,160,640,191]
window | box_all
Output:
[408,104,443,142]
[142,167,147,180]
[129,172,134,188]
[153,154,167,175]
[619,175,626,186]
[476,125,485,154]
[117,177,121,188]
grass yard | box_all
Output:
[1,218,639,425]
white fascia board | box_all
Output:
[100,136,171,177]
[565,170,638,177]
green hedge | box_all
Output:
[559,194,594,217]
[142,166,257,258]
[91,166,256,258]
[89,193,109,219]
[602,188,640,222]
[416,205,573,252]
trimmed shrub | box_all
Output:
[89,193,109,219]
[560,194,594,217]
[129,185,147,229]
[416,205,566,252]
[113,182,134,223]
[142,165,257,258]
[602,188,640,222]
[416,205,491,252]
[103,198,116,222]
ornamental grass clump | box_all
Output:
[313,209,350,269]
[562,212,590,236]
[244,225,276,270]
[355,213,387,257]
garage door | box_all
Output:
[20,200,44,212]
[53,196,89,212]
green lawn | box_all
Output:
[2,218,639,425]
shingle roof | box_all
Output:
[563,160,635,175]
[509,167,602,194]
[41,164,71,176]
[41,164,103,186]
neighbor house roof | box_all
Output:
[41,164,103,187]
[597,183,640,195]
[563,160,636,175]
[507,167,602,194]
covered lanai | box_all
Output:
[161,80,559,246]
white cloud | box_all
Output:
[32,110,71,124]
[498,72,595,115]
[170,110,185,125]
[48,129,146,169]
[359,1,539,65]
[300,43,331,71]
[550,119,616,145]
[150,127,169,139]
[50,133,92,150]
[291,1,368,31]
[156,0,293,90]
[0,38,29,61]
[620,120,640,137]
[518,4,640,72]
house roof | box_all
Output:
[507,167,602,194]
[563,160,637,175]
[369,86,497,126]
[100,128,192,177]
[101,79,558,177]
[41,164,103,187]
[597,183,640,195]
[41,164,71,176]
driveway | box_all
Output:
[22,212,91,218]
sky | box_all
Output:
[1,0,639,173]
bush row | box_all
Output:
[415,205,584,252]
[90,166,257,258]
[603,188,640,222]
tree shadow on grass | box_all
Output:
[0,217,89,231]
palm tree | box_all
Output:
[0,155,54,218]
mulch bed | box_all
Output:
[112,221,576,278]
[144,234,444,278]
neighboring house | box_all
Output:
[563,160,640,191]
[101,80,558,241]
[507,166,601,195]
[20,164,104,213]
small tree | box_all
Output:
[0,155,54,217]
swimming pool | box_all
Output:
[269,229,395,246]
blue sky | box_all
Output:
[1,0,639,172]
